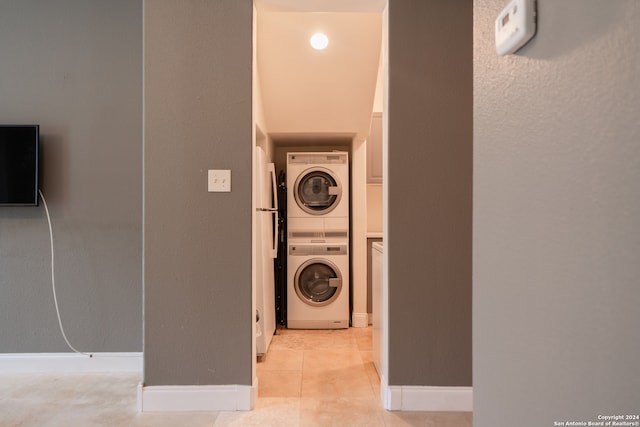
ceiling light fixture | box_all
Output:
[310,33,329,50]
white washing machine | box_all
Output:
[287,242,349,329]
[286,152,349,239]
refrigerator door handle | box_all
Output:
[270,210,278,258]
[267,163,278,259]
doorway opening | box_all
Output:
[251,0,388,407]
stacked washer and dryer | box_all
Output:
[286,152,350,329]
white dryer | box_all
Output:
[287,242,349,329]
[286,152,349,239]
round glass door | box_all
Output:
[294,167,342,215]
[294,259,343,306]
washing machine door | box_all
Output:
[294,259,343,306]
[294,167,342,215]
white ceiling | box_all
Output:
[255,0,386,13]
[255,1,383,141]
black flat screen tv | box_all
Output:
[0,125,40,206]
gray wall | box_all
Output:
[144,0,253,386]
[143,0,472,389]
[0,0,142,352]
[474,1,640,425]
[387,0,473,386]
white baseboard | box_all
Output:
[381,384,472,412]
[352,312,369,328]
[138,383,256,412]
[0,352,142,374]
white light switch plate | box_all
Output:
[208,169,231,192]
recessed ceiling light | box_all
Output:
[310,33,329,50]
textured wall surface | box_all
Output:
[144,0,253,386]
[474,1,640,425]
[0,0,142,352]
[387,0,473,386]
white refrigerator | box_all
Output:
[255,146,277,355]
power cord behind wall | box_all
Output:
[39,189,92,358]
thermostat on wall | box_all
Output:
[495,0,537,56]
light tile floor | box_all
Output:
[0,327,472,426]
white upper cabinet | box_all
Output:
[367,113,383,184]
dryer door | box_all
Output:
[294,167,342,215]
[294,259,343,307]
